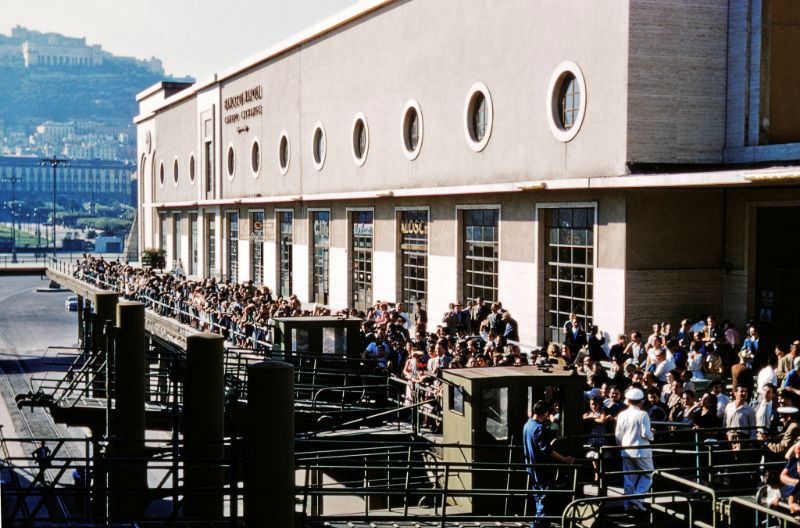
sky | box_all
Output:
[0,0,358,79]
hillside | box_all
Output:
[0,63,186,128]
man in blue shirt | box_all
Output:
[362,328,390,370]
[523,400,575,528]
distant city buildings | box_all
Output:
[0,156,135,206]
[0,26,172,164]
[1,119,134,160]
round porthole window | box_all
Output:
[172,157,179,186]
[188,154,196,184]
[463,82,493,152]
[351,113,369,166]
[546,61,587,142]
[401,99,423,160]
[278,131,290,175]
[158,160,165,187]
[251,138,261,177]
[311,123,326,171]
[226,144,236,179]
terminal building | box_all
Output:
[135,0,800,346]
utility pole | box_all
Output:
[0,171,21,261]
[40,156,69,257]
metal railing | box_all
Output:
[728,495,800,528]
[0,435,241,527]
[294,445,580,525]
[1,252,126,268]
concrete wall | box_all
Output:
[627,0,728,163]
[139,0,631,207]
[624,189,725,333]
[152,98,197,204]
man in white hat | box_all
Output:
[614,387,655,514]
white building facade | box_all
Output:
[136,0,800,346]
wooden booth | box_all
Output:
[270,316,364,357]
[440,365,583,513]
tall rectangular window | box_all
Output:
[462,209,499,304]
[311,211,330,305]
[545,207,595,344]
[351,211,373,313]
[190,213,198,276]
[227,212,239,283]
[173,213,182,268]
[250,211,264,286]
[207,213,217,278]
[279,211,293,297]
[400,210,428,309]
[761,0,800,144]
[204,139,213,194]
[159,212,167,252]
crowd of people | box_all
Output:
[73,255,346,348]
[72,256,800,522]
[522,312,800,524]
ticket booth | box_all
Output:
[441,365,583,513]
[270,316,363,357]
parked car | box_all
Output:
[65,295,78,312]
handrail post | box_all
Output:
[440,463,449,527]
[403,445,412,517]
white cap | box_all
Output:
[625,388,645,402]
[778,406,799,415]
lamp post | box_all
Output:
[40,156,69,257]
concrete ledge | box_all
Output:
[0,267,47,276]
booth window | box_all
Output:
[322,327,348,355]
[449,385,465,415]
[482,386,508,441]
[291,328,310,353]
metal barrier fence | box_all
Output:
[294,439,580,526]
[0,433,241,527]
[48,256,275,350]
[1,252,126,268]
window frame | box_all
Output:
[172,156,180,187]
[535,201,598,345]
[463,82,494,152]
[188,153,196,185]
[546,61,587,142]
[250,137,261,178]
[351,113,369,166]
[226,143,236,180]
[401,99,424,160]
[311,123,327,171]
[277,130,291,175]
[456,204,501,305]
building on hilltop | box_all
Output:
[135,0,800,347]
[0,25,163,74]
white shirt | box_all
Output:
[757,366,778,395]
[724,400,757,439]
[615,405,654,458]
[756,400,773,434]
[715,393,730,417]
[653,357,676,382]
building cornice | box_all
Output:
[146,165,800,210]
[135,0,398,120]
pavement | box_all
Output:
[0,275,87,466]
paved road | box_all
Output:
[0,274,81,454]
